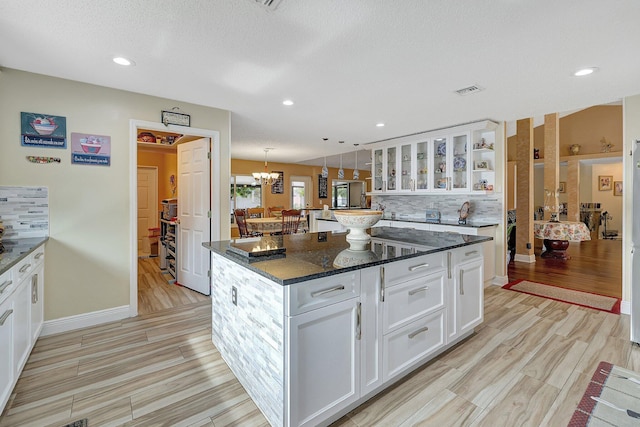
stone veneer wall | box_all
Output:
[371,194,502,224]
[0,186,49,239]
[210,253,284,426]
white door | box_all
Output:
[137,167,158,256]
[177,138,211,295]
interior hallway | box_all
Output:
[508,238,622,299]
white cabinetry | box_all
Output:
[0,243,46,414]
[447,248,484,342]
[369,120,498,195]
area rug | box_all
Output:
[570,361,640,426]
[502,279,621,314]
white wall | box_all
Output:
[623,94,640,303]
[0,69,230,321]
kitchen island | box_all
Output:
[203,227,491,427]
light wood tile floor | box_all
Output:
[2,285,638,426]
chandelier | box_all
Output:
[253,148,280,186]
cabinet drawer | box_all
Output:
[0,269,14,306]
[383,272,445,334]
[382,252,445,286]
[32,245,45,267]
[285,271,360,316]
[383,310,445,381]
[454,246,483,264]
[14,255,34,284]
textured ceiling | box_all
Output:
[1,0,639,169]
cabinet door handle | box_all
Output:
[35,252,44,260]
[409,263,429,272]
[19,263,32,273]
[32,274,38,304]
[460,269,464,295]
[310,285,345,298]
[408,286,429,296]
[0,309,13,326]
[408,326,429,339]
[465,251,478,257]
[356,302,362,340]
[383,180,387,192]
[380,266,385,302]
[447,252,452,279]
[0,280,12,294]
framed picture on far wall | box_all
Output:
[558,182,566,193]
[614,181,623,196]
[598,175,613,191]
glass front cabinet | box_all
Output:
[369,120,497,195]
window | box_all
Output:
[290,176,312,209]
[332,183,348,208]
[230,175,262,222]
[291,180,305,209]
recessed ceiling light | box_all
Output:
[376,123,385,127]
[282,99,294,106]
[574,67,598,77]
[113,56,135,66]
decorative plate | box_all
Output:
[459,201,470,219]
[453,156,466,170]
[437,142,446,156]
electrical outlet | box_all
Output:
[526,242,532,249]
[231,286,237,306]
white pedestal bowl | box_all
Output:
[333,210,383,251]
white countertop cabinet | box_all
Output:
[210,242,484,427]
[0,243,45,414]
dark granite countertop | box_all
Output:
[316,215,498,228]
[0,237,49,276]
[203,226,492,285]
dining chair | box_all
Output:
[247,207,264,219]
[234,209,262,238]
[268,206,284,217]
[280,209,302,235]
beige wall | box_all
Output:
[0,68,230,320]
[589,163,623,234]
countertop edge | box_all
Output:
[204,234,492,286]
[0,237,49,276]
[316,217,499,228]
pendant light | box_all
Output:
[353,150,360,180]
[338,154,344,179]
[321,156,329,178]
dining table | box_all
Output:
[246,216,308,235]
[533,220,591,260]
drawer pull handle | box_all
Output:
[0,280,12,293]
[447,252,452,279]
[465,251,478,257]
[380,266,385,302]
[0,309,13,326]
[35,252,44,260]
[409,263,429,272]
[460,270,464,295]
[356,302,362,340]
[408,286,429,295]
[311,285,345,298]
[408,326,429,339]
[19,263,32,273]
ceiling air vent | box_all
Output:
[455,85,483,96]
[250,0,284,10]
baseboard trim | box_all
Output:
[492,275,509,286]
[514,254,536,263]
[41,305,130,336]
[621,300,631,316]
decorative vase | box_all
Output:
[570,144,581,155]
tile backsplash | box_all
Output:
[0,186,49,239]
[371,194,502,224]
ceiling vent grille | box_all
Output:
[455,85,483,96]
[250,0,284,10]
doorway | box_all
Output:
[137,166,158,257]
[129,120,220,317]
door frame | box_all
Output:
[137,166,158,255]
[129,119,220,316]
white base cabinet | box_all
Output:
[0,243,45,415]
[211,243,484,427]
